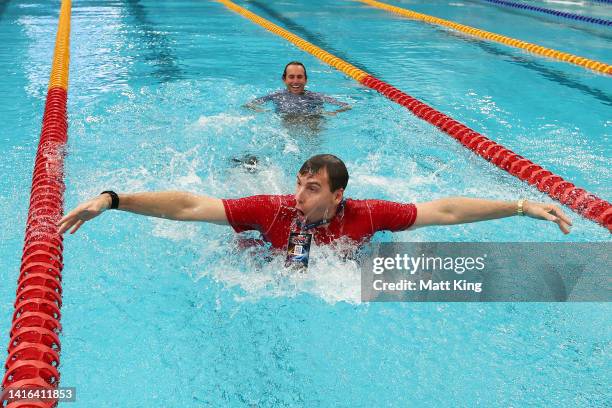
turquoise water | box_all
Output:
[1,0,610,406]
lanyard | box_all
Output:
[297,218,328,231]
[296,200,345,231]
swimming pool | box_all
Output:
[1,0,610,406]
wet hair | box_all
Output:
[299,154,348,192]
[282,61,307,80]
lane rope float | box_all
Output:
[217,0,611,231]
[1,1,71,407]
[357,0,612,75]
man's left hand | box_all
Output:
[524,201,572,234]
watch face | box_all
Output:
[285,232,313,270]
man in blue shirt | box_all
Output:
[245,61,351,116]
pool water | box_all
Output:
[1,0,610,406]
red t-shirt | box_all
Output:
[222,195,417,249]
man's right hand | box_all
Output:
[58,191,229,235]
[58,194,112,235]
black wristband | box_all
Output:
[101,191,119,210]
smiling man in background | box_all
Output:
[245,61,351,116]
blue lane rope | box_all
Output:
[481,0,612,26]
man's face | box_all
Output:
[283,64,307,95]
[294,168,343,223]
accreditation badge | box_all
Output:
[285,232,313,269]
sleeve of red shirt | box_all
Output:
[366,199,417,232]
[222,195,281,234]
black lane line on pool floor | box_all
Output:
[0,1,9,23]
[245,0,379,78]
[125,0,185,83]
[444,29,612,107]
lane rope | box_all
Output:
[481,0,612,26]
[217,0,611,231]
[357,0,612,75]
[1,1,71,407]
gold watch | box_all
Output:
[516,199,526,216]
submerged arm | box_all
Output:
[321,94,351,115]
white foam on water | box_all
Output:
[196,240,363,305]
[159,146,205,189]
[151,219,200,241]
[76,166,154,200]
[224,162,289,196]
[193,113,254,134]
[348,154,442,201]
[246,122,301,155]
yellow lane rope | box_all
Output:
[48,0,71,90]
[357,0,611,75]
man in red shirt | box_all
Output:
[58,154,572,249]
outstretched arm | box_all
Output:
[413,198,572,234]
[58,191,228,235]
